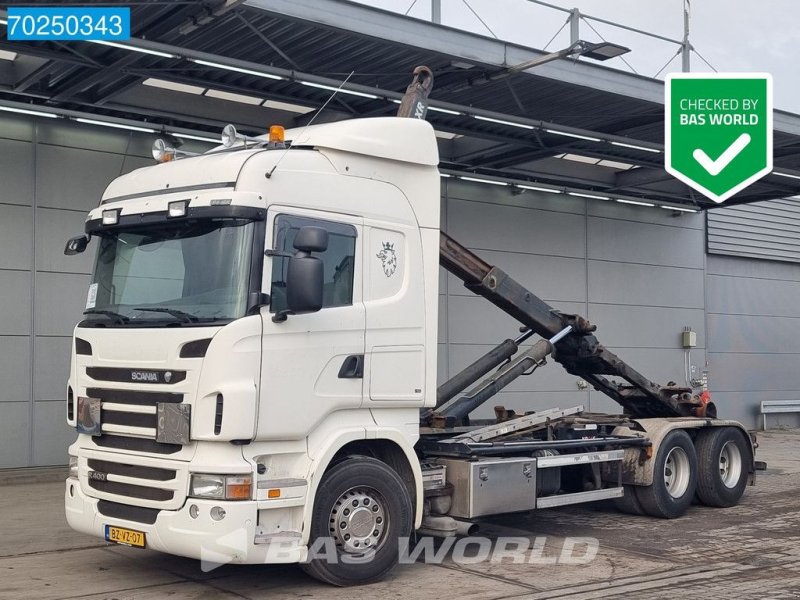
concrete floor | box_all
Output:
[2,430,799,600]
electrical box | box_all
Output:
[682,330,697,348]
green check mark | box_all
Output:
[692,133,752,176]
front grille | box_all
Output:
[93,434,181,455]
[87,388,182,406]
[98,500,160,525]
[88,478,175,502]
[87,367,186,385]
[88,459,176,481]
[86,387,184,455]
[83,454,186,510]
[102,410,155,429]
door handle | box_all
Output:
[338,354,364,379]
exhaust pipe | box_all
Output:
[419,515,479,538]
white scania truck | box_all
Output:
[63,92,755,585]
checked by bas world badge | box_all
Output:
[665,73,772,204]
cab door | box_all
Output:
[257,207,365,440]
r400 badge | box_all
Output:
[665,73,772,204]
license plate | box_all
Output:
[105,525,146,548]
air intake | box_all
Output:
[214,394,223,435]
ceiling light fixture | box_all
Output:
[610,140,662,153]
[75,118,155,133]
[773,171,800,181]
[516,184,561,193]
[190,58,283,81]
[263,99,315,114]
[474,115,534,130]
[568,192,610,200]
[298,80,379,99]
[616,198,655,207]
[428,106,462,115]
[142,78,205,95]
[545,129,601,142]
[660,205,698,213]
[205,89,263,105]
[173,133,219,144]
[460,176,508,186]
[91,40,176,59]
[0,105,57,118]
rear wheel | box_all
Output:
[302,456,412,586]
[613,484,646,515]
[695,427,751,507]
[635,430,697,518]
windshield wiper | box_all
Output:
[133,307,199,324]
[83,309,129,324]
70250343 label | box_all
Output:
[5,7,130,41]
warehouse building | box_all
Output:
[2,0,800,467]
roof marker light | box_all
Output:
[298,80,379,99]
[102,209,120,225]
[474,115,534,130]
[610,141,662,153]
[545,129,601,142]
[168,200,188,218]
[190,58,284,81]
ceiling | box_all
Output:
[2,0,800,210]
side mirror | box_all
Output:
[64,234,90,256]
[293,226,328,253]
[285,255,324,314]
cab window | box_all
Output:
[270,214,357,312]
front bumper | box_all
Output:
[65,478,306,565]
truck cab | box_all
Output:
[65,117,440,582]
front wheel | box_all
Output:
[694,427,751,508]
[302,456,413,586]
[635,430,698,518]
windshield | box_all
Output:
[84,218,256,326]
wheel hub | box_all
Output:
[329,487,387,554]
[664,446,691,498]
[719,440,743,488]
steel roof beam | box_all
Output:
[42,34,664,152]
[244,0,665,103]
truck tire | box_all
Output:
[635,430,697,519]
[613,484,646,515]
[694,427,751,508]
[302,456,413,586]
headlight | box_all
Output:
[190,474,252,500]
[69,456,78,479]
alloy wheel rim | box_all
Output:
[329,486,388,555]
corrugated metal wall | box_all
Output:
[707,198,800,263]
[0,114,155,468]
[1,112,798,468]
[707,254,800,427]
